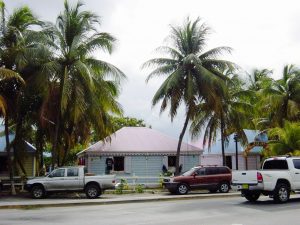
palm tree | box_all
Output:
[143,17,235,174]
[0,1,44,174]
[0,68,24,195]
[263,65,300,127]
[44,1,125,166]
[190,70,254,165]
[265,121,300,157]
[248,69,273,91]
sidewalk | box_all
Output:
[0,191,240,209]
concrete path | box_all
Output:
[0,191,240,209]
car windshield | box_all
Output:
[182,168,197,176]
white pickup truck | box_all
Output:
[25,166,116,199]
[232,156,300,203]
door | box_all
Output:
[45,168,66,191]
[190,168,208,189]
[291,159,300,189]
[205,167,219,188]
[63,168,81,190]
[226,156,232,169]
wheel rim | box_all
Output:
[220,183,229,193]
[88,188,97,197]
[33,188,43,198]
[178,185,187,194]
[278,187,288,202]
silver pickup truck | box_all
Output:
[25,166,116,199]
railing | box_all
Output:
[115,176,168,188]
[0,176,33,191]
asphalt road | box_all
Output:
[1,195,300,225]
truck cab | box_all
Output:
[232,156,300,203]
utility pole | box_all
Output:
[234,133,239,170]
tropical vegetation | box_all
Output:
[0,0,299,190]
[145,18,300,172]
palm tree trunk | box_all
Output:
[4,115,16,195]
[175,113,190,175]
[220,114,226,166]
[35,127,44,175]
[53,66,67,167]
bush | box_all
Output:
[135,184,144,193]
[115,178,129,194]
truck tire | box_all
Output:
[31,185,46,199]
[85,184,101,199]
[273,183,290,203]
[177,183,189,195]
[219,182,230,193]
[244,191,260,202]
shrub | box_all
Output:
[135,184,144,193]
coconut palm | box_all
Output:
[0,1,54,178]
[263,65,300,127]
[247,69,273,91]
[265,121,300,157]
[43,1,125,166]
[143,17,235,174]
[191,70,254,165]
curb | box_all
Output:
[0,192,241,210]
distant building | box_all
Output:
[0,133,36,177]
[77,127,203,185]
[200,130,266,170]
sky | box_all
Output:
[5,0,300,146]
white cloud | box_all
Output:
[4,0,300,142]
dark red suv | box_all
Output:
[163,166,232,195]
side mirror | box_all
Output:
[48,174,53,178]
[193,173,196,178]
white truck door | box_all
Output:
[291,159,300,189]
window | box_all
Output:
[168,156,176,167]
[218,167,230,174]
[114,156,124,171]
[263,160,288,170]
[293,159,300,169]
[51,169,65,177]
[67,168,79,177]
[206,167,218,175]
[195,168,206,176]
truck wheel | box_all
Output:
[85,184,101,199]
[177,183,189,195]
[219,182,230,193]
[244,191,260,202]
[31,185,45,199]
[273,183,290,203]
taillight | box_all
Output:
[257,172,263,183]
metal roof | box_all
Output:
[79,127,202,155]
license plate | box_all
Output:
[242,184,249,189]
[237,184,249,189]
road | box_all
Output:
[1,195,300,225]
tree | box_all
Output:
[0,0,41,192]
[43,1,125,166]
[263,65,300,127]
[0,69,24,194]
[191,70,254,165]
[143,17,234,174]
[265,121,300,157]
[111,116,146,131]
[247,69,273,92]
